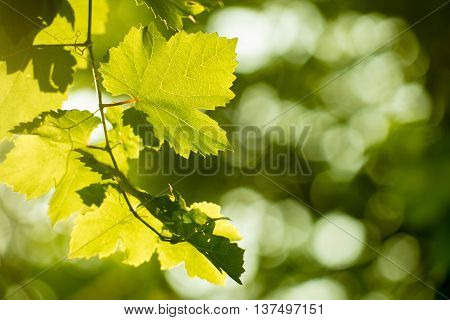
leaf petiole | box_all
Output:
[101,99,137,108]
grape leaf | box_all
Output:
[136,0,222,31]
[138,190,245,284]
[69,184,244,284]
[99,24,237,157]
[0,21,78,91]
[0,23,74,137]
[0,110,101,223]
[70,187,161,266]
[158,241,228,285]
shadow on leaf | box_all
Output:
[0,0,76,92]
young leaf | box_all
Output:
[136,0,222,31]
[0,110,101,223]
[99,24,237,157]
[70,187,161,266]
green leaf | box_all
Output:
[0,110,101,223]
[156,199,244,285]
[69,183,244,284]
[139,190,245,284]
[136,0,222,31]
[10,110,99,145]
[99,25,237,157]
[69,187,161,266]
[0,0,107,140]
[158,241,228,285]
[0,0,93,83]
[157,235,244,285]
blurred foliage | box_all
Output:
[1,0,450,299]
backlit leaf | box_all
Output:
[69,187,161,266]
[0,110,101,223]
[99,24,237,157]
[136,0,223,30]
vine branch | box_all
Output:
[86,0,170,242]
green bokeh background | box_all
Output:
[0,0,449,299]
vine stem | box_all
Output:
[86,0,170,242]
